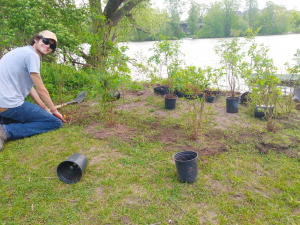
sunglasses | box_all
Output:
[41,37,56,51]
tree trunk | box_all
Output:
[86,0,144,68]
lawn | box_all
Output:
[1,86,300,224]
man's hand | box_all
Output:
[52,109,67,123]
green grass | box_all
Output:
[1,89,300,224]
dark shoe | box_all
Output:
[0,125,8,151]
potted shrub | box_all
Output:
[285,49,300,103]
[148,37,183,110]
[204,88,221,103]
[246,29,281,132]
[215,35,249,113]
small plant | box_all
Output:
[282,49,300,114]
[178,66,217,140]
[215,35,249,99]
[97,44,131,127]
[148,36,183,98]
[246,29,281,132]
[285,49,300,82]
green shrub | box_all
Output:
[40,62,98,102]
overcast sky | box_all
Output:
[151,0,300,20]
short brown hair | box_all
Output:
[29,34,42,46]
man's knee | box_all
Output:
[52,117,63,129]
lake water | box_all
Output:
[122,33,300,92]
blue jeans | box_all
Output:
[0,102,63,140]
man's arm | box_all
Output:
[30,73,66,122]
[30,73,56,111]
[29,87,51,113]
[29,87,47,108]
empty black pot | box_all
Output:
[164,94,178,110]
[173,151,198,183]
[57,153,88,184]
[226,97,240,113]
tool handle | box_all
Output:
[55,101,74,109]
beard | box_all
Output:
[36,45,51,56]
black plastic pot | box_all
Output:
[294,88,300,101]
[154,85,168,95]
[198,91,221,103]
[241,92,251,104]
[57,153,88,184]
[206,96,215,103]
[254,105,274,118]
[226,97,240,113]
[174,90,185,98]
[164,94,178,110]
[205,91,221,102]
[108,90,120,101]
[173,151,198,183]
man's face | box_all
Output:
[34,38,55,56]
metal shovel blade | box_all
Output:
[55,91,87,109]
[74,91,87,103]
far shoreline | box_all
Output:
[124,32,300,43]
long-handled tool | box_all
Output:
[55,91,87,109]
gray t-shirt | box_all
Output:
[0,46,40,108]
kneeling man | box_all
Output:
[0,30,66,151]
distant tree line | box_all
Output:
[130,0,300,41]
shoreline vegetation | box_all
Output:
[128,32,300,42]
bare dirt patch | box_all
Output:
[198,142,228,156]
[256,135,300,158]
[292,208,300,215]
[93,186,105,201]
[231,193,244,201]
[246,184,271,199]
[147,123,187,145]
[199,210,219,225]
[119,216,130,224]
[85,123,136,142]
[88,152,109,165]
[63,102,100,125]
[122,196,149,206]
[208,100,248,130]
[208,178,230,193]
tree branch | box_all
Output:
[131,24,151,34]
[125,14,152,34]
[71,60,92,68]
[80,50,91,61]
[104,0,124,20]
[108,0,144,27]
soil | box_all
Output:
[63,86,300,158]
